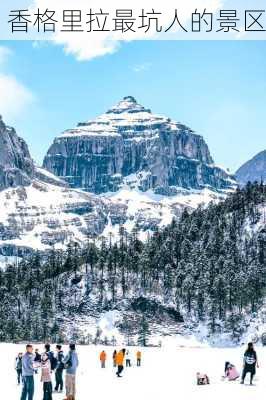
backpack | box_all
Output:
[245,351,256,365]
[57,351,65,369]
[16,357,22,370]
[48,351,57,371]
[64,353,72,369]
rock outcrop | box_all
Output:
[0,115,35,191]
[43,96,236,194]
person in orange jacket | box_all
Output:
[136,350,141,366]
[100,350,107,368]
[116,349,126,377]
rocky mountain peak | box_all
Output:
[106,95,151,115]
[43,97,236,194]
[0,116,35,191]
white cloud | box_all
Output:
[0,74,34,121]
[0,46,34,121]
[30,0,224,61]
[57,36,120,61]
[132,62,151,73]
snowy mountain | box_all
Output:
[43,96,236,195]
[0,101,237,253]
[236,150,266,186]
[0,113,265,345]
[0,115,34,191]
[0,116,110,255]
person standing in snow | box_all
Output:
[63,344,79,400]
[20,344,35,400]
[34,349,41,374]
[40,353,53,400]
[100,350,107,368]
[125,350,131,367]
[15,352,23,385]
[116,349,126,377]
[44,344,57,372]
[136,350,141,367]
[54,344,64,393]
[112,350,117,367]
[34,349,41,364]
[240,342,259,385]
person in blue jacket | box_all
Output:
[63,344,79,400]
[20,344,35,400]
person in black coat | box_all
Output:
[15,352,23,384]
[54,344,64,392]
[240,342,259,385]
[33,348,42,374]
[34,349,41,363]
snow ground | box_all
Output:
[3,342,266,400]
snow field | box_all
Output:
[3,343,266,400]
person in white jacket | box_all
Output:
[125,350,131,367]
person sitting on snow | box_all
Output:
[196,372,210,385]
[224,361,239,381]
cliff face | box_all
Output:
[0,115,35,191]
[0,116,108,255]
[236,150,266,186]
[43,96,235,194]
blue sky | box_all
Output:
[0,40,265,172]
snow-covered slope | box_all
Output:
[0,115,111,255]
[101,177,229,240]
[0,173,228,254]
[0,178,108,255]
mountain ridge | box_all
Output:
[236,150,266,186]
[0,100,237,253]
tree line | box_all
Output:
[0,182,265,343]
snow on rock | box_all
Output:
[100,183,229,240]
[0,105,237,253]
[35,165,68,187]
[43,96,236,194]
[0,115,35,191]
[0,178,108,255]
